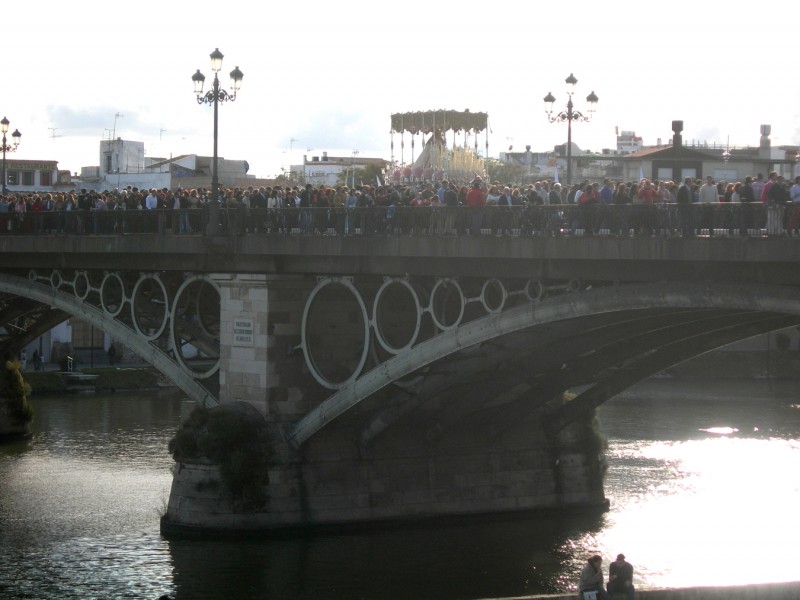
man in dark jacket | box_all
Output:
[607,553,634,600]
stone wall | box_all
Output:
[497,581,800,600]
[162,399,607,534]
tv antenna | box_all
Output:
[112,112,123,139]
[48,127,63,140]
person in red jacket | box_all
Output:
[466,181,485,235]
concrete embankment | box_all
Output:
[480,581,800,600]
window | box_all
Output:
[714,169,737,182]
[22,171,34,186]
[40,171,52,186]
[105,154,112,174]
[6,171,18,186]
[657,168,673,181]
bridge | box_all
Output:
[2,204,799,533]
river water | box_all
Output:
[1,379,799,599]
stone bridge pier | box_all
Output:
[163,273,609,536]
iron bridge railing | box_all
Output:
[0,203,794,238]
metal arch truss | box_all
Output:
[288,279,800,447]
[293,274,583,442]
[298,275,582,391]
[4,270,221,407]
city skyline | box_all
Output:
[3,1,798,179]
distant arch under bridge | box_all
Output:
[0,271,219,406]
[289,279,800,447]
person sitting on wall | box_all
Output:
[579,555,611,600]
[607,553,635,600]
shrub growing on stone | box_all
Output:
[169,403,269,511]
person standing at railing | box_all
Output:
[91,193,109,234]
[52,193,64,234]
[145,188,159,210]
[13,195,26,235]
[598,178,614,234]
[736,176,755,235]
[698,176,719,236]
[614,181,633,236]
[494,187,514,235]
[578,182,599,236]
[655,180,672,236]
[29,194,44,235]
[270,188,285,234]
[548,182,562,205]
[466,180,486,236]
[766,175,790,236]
[344,187,357,235]
[299,184,313,234]
[751,173,765,202]
[177,189,193,234]
[785,176,800,237]
[428,189,445,235]
[443,182,458,235]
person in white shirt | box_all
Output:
[698,176,718,203]
[145,189,159,210]
[698,176,718,236]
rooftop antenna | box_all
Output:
[112,112,123,139]
[160,128,167,140]
[289,138,298,152]
[48,127,62,140]
[722,134,731,164]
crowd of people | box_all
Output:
[0,171,797,237]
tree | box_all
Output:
[338,163,386,188]
[486,158,525,185]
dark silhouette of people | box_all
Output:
[607,553,635,600]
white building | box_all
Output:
[290,152,388,187]
[78,138,255,192]
[2,158,73,193]
[617,131,644,155]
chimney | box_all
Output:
[760,124,771,150]
[322,152,328,161]
[672,120,683,149]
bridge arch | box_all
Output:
[0,272,218,407]
[289,280,800,447]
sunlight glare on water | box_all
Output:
[600,435,800,589]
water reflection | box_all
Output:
[0,381,799,599]
[168,511,607,599]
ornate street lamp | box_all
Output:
[192,48,243,226]
[543,73,598,185]
[1,117,22,195]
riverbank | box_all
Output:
[21,365,166,395]
[13,348,800,397]
[482,580,800,600]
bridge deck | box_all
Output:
[1,228,798,285]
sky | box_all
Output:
[3,0,799,180]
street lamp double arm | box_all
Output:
[191,48,243,205]
[1,117,22,195]
[543,73,598,185]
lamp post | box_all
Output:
[1,117,22,195]
[192,48,243,233]
[543,73,598,186]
